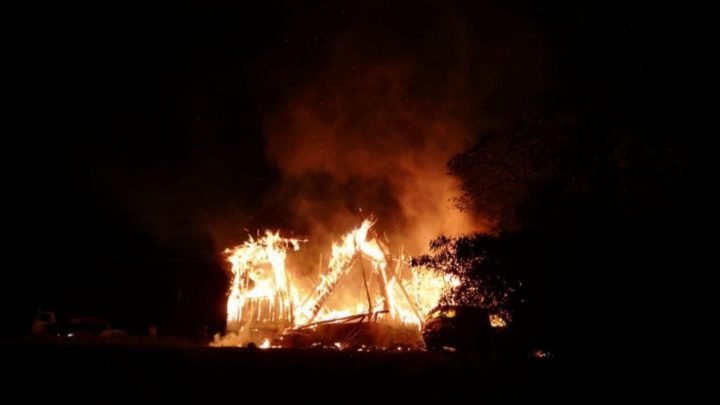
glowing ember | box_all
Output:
[489,313,507,328]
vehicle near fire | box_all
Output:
[55,320,127,339]
[422,306,508,356]
[32,309,57,334]
[32,309,126,339]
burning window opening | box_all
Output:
[213,218,503,349]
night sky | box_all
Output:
[2,0,697,346]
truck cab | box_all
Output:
[32,309,57,334]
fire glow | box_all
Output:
[217,218,462,348]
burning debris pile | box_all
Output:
[213,219,459,349]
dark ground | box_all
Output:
[2,338,695,403]
[4,340,561,403]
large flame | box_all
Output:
[225,231,301,330]
[223,219,457,342]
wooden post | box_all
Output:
[376,238,424,325]
[359,256,374,315]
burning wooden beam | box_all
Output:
[371,254,392,314]
[298,255,357,325]
[359,256,374,313]
[375,238,424,325]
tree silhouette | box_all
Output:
[413,234,520,323]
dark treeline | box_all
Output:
[416,0,699,394]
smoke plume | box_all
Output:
[264,56,489,254]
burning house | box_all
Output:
[215,218,458,349]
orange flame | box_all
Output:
[225,231,301,330]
